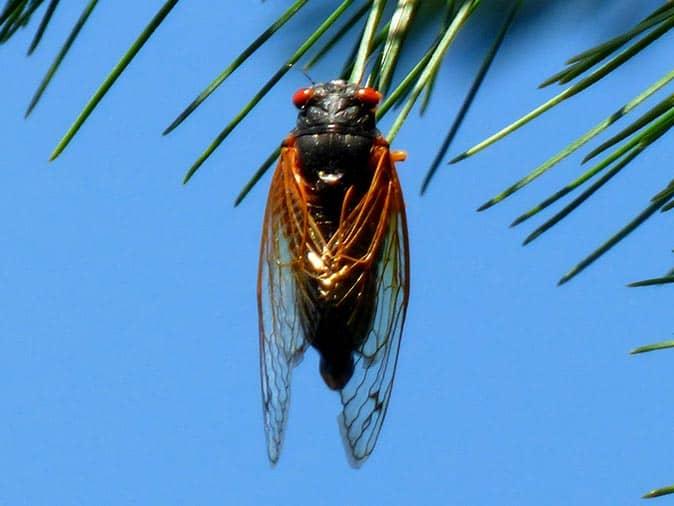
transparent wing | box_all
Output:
[339,150,410,466]
[257,146,308,464]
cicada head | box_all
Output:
[292,80,382,137]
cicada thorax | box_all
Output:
[295,132,374,235]
[288,87,389,390]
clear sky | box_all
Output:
[2,1,673,505]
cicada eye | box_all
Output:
[292,88,314,108]
[356,87,382,108]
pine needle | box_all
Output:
[26,0,98,117]
[642,484,674,499]
[451,13,674,164]
[183,0,356,184]
[49,0,179,161]
[505,72,674,223]
[421,0,521,194]
[234,146,281,206]
[376,0,418,96]
[27,0,59,55]
[558,178,674,285]
[631,340,674,355]
[349,0,385,84]
[163,0,309,135]
[387,0,481,143]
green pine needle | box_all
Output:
[349,0,385,84]
[558,178,674,285]
[524,108,674,248]
[49,0,179,161]
[16,0,38,26]
[387,0,481,143]
[26,0,98,118]
[452,11,674,164]
[661,199,674,212]
[342,18,391,85]
[564,4,674,65]
[523,145,645,247]
[421,0,521,194]
[376,37,437,120]
[582,95,674,164]
[182,0,356,184]
[628,276,674,287]
[164,0,309,136]
[631,340,674,354]
[0,0,27,42]
[0,0,23,25]
[27,0,59,55]
[508,74,674,225]
[541,6,674,87]
[234,146,281,207]
[642,484,674,499]
[376,0,418,96]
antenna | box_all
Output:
[300,67,316,85]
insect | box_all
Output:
[258,79,409,466]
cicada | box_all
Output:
[258,80,409,466]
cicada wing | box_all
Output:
[257,146,309,464]
[339,150,410,466]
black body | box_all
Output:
[293,80,381,390]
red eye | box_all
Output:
[356,87,382,107]
[292,88,314,108]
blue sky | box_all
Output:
[2,1,673,505]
